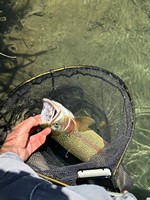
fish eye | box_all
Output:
[54,122,59,128]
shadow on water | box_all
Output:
[0,0,29,104]
[0,0,30,34]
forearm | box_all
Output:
[0,152,49,200]
[0,152,137,200]
[0,152,110,200]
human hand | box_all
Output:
[0,115,51,161]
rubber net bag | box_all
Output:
[0,66,134,191]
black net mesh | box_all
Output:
[0,66,134,190]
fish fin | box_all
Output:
[75,116,95,132]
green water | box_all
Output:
[0,0,150,199]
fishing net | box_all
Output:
[0,65,134,191]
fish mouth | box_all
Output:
[41,98,61,124]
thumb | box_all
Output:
[26,127,51,156]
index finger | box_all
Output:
[14,115,41,131]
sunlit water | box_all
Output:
[0,1,150,199]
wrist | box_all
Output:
[0,144,30,161]
[0,151,22,160]
[0,146,20,158]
